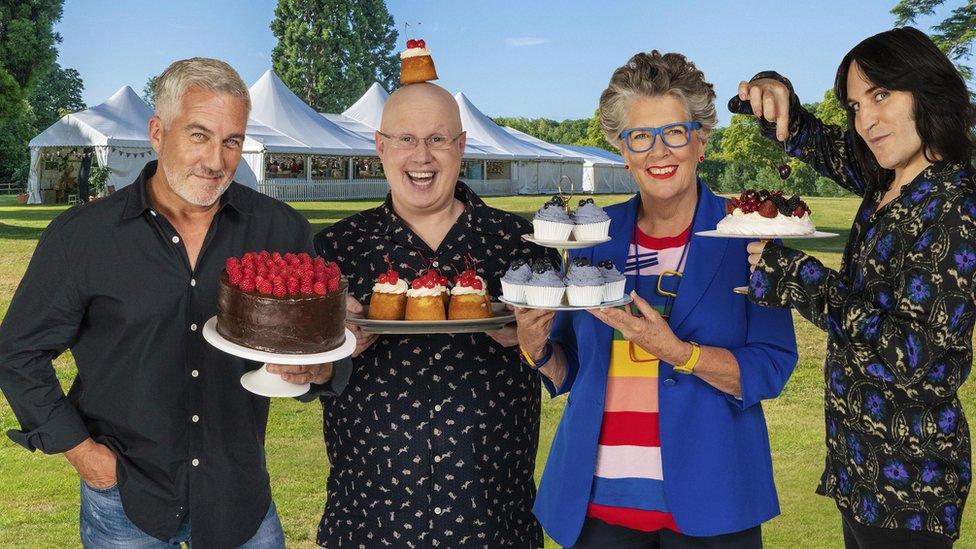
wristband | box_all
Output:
[672,341,701,375]
[520,342,552,370]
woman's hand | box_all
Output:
[513,306,556,359]
[587,291,689,365]
[737,78,792,141]
[747,240,769,271]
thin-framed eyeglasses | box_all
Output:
[377,131,465,150]
[618,121,702,153]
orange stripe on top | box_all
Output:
[605,377,658,413]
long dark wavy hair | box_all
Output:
[834,26,976,188]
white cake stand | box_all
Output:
[202,317,356,397]
[695,230,839,294]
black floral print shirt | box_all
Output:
[748,75,974,540]
[312,182,551,548]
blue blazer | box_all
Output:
[534,181,799,545]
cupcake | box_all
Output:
[449,269,493,320]
[572,198,611,241]
[598,259,626,302]
[565,257,605,307]
[532,196,573,241]
[500,258,532,303]
[524,259,566,307]
[405,269,448,320]
[368,258,408,320]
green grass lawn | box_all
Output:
[0,193,973,548]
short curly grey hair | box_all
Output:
[599,51,717,149]
[154,57,251,127]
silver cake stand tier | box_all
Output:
[203,316,356,397]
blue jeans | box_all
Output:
[79,482,285,548]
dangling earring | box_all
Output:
[699,155,705,162]
[624,164,630,170]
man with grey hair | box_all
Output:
[0,57,338,547]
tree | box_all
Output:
[0,0,64,123]
[814,89,848,128]
[581,108,615,153]
[0,101,36,190]
[270,0,399,112]
[143,75,159,108]
[893,0,976,81]
[719,114,788,171]
[31,62,85,131]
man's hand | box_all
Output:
[346,295,378,357]
[747,240,769,272]
[266,362,334,385]
[65,438,117,490]
[737,78,792,141]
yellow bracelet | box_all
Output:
[672,341,701,374]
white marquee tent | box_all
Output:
[553,144,635,194]
[26,86,156,204]
[27,86,261,204]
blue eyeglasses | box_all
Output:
[618,121,702,153]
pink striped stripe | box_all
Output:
[605,377,658,412]
[626,245,687,276]
[594,445,663,480]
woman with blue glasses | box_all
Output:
[514,50,799,548]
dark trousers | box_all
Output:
[570,518,762,549]
[842,514,953,548]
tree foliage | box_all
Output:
[892,0,976,81]
[31,62,85,131]
[0,0,64,123]
[581,108,615,153]
[492,116,589,146]
[142,75,159,108]
[270,0,399,112]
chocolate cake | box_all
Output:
[216,274,347,354]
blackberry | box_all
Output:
[509,258,527,270]
[578,198,595,207]
[598,259,615,270]
[571,257,590,267]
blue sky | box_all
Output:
[56,0,968,127]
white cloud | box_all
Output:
[504,37,549,48]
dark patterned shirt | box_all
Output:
[748,75,974,540]
[312,182,551,548]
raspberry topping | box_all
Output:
[225,251,342,297]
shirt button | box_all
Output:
[434,353,441,360]
[172,236,180,244]
[663,378,676,386]
[192,458,199,467]
[434,455,442,463]
[434,507,442,515]
[432,261,439,267]
[190,279,196,287]
[150,210,157,217]
[190,323,197,332]
[434,404,442,412]
[191,370,199,378]
[191,415,199,423]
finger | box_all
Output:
[346,295,363,314]
[749,86,765,119]
[738,81,751,100]
[774,85,791,141]
[763,94,777,124]
[280,372,312,385]
[746,240,767,254]
[629,291,661,320]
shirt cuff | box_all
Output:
[6,402,90,454]
[296,356,353,401]
[748,243,805,308]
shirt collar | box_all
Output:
[369,180,492,236]
[121,160,254,220]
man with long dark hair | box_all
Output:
[742,26,975,548]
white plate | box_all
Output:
[522,234,611,249]
[695,230,839,240]
[499,294,632,311]
[346,302,515,335]
[202,317,356,397]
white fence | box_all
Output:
[258,178,518,201]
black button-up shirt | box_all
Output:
[0,161,313,547]
[313,182,552,547]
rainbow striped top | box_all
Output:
[586,225,690,532]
